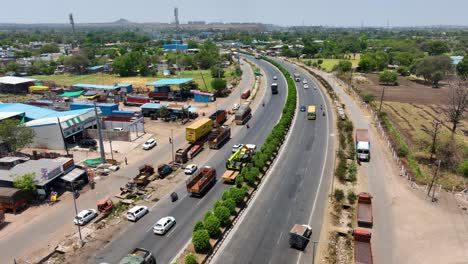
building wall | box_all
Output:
[29,124,65,150]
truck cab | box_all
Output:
[118,248,156,264]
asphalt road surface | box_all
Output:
[212,58,335,264]
[90,55,288,264]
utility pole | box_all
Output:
[311,241,318,264]
[107,131,114,160]
[93,102,106,163]
[171,129,174,162]
[378,86,386,114]
[56,117,69,156]
[428,160,442,201]
[71,182,83,246]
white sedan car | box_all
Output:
[232,144,244,153]
[273,76,278,80]
[153,216,176,235]
[74,209,98,226]
[143,138,157,150]
[184,164,198,175]
[232,103,241,111]
[303,79,308,84]
[304,84,309,89]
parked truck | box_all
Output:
[186,166,216,196]
[175,142,204,164]
[209,109,227,127]
[294,73,301,82]
[186,118,213,142]
[222,170,240,183]
[226,146,252,171]
[356,129,371,162]
[148,91,169,100]
[0,208,4,226]
[357,192,373,228]
[235,104,252,125]
[289,224,312,250]
[118,248,156,264]
[208,126,231,149]
[271,83,278,94]
[124,95,151,106]
[133,165,154,186]
[353,228,373,264]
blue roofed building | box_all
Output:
[163,40,188,52]
[72,83,132,93]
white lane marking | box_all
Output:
[166,225,178,237]
[296,64,332,264]
[277,232,283,245]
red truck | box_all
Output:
[186,166,216,196]
[241,89,251,99]
[209,110,227,127]
[235,105,252,125]
[124,95,151,106]
[175,142,204,164]
[148,91,169,100]
[357,192,373,228]
[208,126,231,149]
[353,228,373,264]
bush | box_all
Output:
[335,159,348,182]
[250,167,260,179]
[457,160,468,178]
[230,187,245,204]
[245,171,256,186]
[204,211,213,221]
[204,215,221,238]
[397,143,409,157]
[213,200,223,210]
[235,175,244,187]
[185,253,198,264]
[347,162,357,182]
[379,69,399,85]
[334,189,345,202]
[361,92,376,103]
[223,198,236,214]
[222,190,231,201]
[347,191,357,204]
[192,229,210,252]
[214,206,231,225]
[193,220,205,232]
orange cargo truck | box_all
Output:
[186,166,216,196]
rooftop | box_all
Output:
[0,103,94,122]
[146,78,193,86]
[73,83,127,90]
[0,76,37,85]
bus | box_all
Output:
[307,105,316,120]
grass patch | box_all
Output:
[302,58,359,72]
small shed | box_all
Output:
[0,76,37,94]
[193,91,215,103]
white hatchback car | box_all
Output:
[74,209,97,226]
[184,164,198,175]
[303,79,308,84]
[232,103,241,111]
[273,76,278,80]
[153,216,176,235]
[143,138,157,150]
[232,144,244,153]
[126,205,148,222]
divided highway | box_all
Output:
[91,56,288,264]
[213,58,335,264]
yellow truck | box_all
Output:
[186,118,213,142]
[222,170,240,183]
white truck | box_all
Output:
[356,129,370,162]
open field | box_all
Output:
[29,69,228,92]
[302,57,360,72]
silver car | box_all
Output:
[74,209,97,226]
[153,216,176,235]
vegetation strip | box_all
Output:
[178,56,297,264]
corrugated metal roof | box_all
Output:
[73,83,118,90]
[0,76,37,85]
[0,103,56,120]
[0,111,24,120]
[141,103,162,109]
[25,109,97,127]
[146,78,193,86]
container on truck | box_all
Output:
[289,224,312,250]
[357,192,373,228]
[271,83,279,94]
[209,110,227,127]
[186,118,213,142]
[148,91,169,100]
[175,142,204,164]
[186,166,216,196]
[241,89,251,99]
[118,248,156,264]
[208,126,231,149]
[294,73,301,82]
[235,105,252,125]
[353,228,373,264]
[222,170,240,183]
[356,129,371,162]
[124,95,151,106]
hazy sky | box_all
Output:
[2,0,467,26]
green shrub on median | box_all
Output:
[192,229,211,252]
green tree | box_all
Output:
[413,55,452,87]
[6,61,18,73]
[457,160,468,178]
[333,189,345,202]
[426,40,450,56]
[210,78,227,92]
[213,200,223,210]
[192,229,210,252]
[64,55,90,74]
[333,60,352,73]
[210,65,225,78]
[193,220,205,232]
[204,215,221,238]
[187,40,199,49]
[185,253,198,264]
[158,105,169,118]
[235,174,244,187]
[204,210,213,221]
[244,171,256,186]
[39,43,59,54]
[13,173,36,191]
[214,206,231,225]
[230,187,246,204]
[358,55,376,72]
[194,41,219,69]
[221,190,231,200]
[456,57,468,79]
[223,198,236,214]
[379,70,399,85]
[0,119,35,152]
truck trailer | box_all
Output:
[353,228,373,264]
[356,129,371,162]
[235,105,252,125]
[208,126,231,149]
[186,118,213,142]
[209,109,227,127]
[124,95,151,106]
[357,192,373,228]
[222,170,240,183]
[186,166,216,196]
